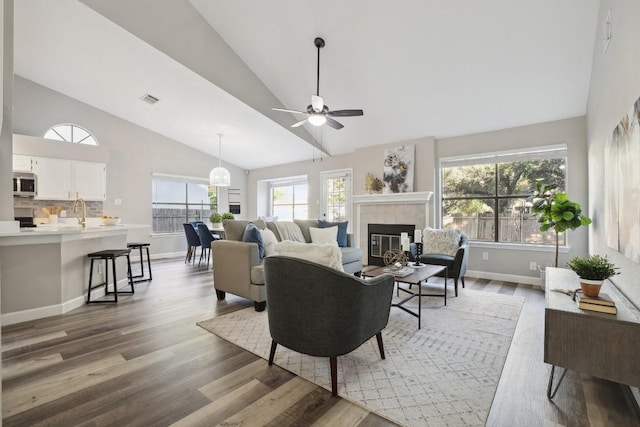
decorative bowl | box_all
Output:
[101,217,121,226]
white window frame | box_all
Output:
[438,144,569,249]
[269,176,309,220]
[44,123,99,145]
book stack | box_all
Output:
[576,293,617,315]
[382,267,415,277]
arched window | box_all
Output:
[44,124,98,145]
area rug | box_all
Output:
[197,287,524,426]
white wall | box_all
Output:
[587,0,640,307]
[13,76,248,257]
[248,116,588,281]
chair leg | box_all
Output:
[268,340,277,365]
[454,278,459,297]
[330,356,338,397]
[185,246,191,263]
[254,301,266,312]
[215,289,226,300]
[461,276,465,288]
[375,332,385,360]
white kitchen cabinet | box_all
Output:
[71,161,106,201]
[32,157,106,201]
[12,154,33,172]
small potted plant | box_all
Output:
[567,254,618,297]
[222,212,235,220]
[210,212,223,229]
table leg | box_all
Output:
[546,365,568,399]
[444,268,448,306]
[418,280,422,329]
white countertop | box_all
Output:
[0,223,150,245]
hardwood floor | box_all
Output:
[2,259,638,426]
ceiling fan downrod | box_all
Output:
[314,37,324,97]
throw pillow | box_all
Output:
[318,220,349,247]
[242,222,265,260]
[259,228,279,257]
[423,227,462,256]
[273,241,344,272]
[309,226,339,245]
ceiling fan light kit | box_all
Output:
[272,37,363,130]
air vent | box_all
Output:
[141,93,160,105]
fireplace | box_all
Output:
[368,224,415,266]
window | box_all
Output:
[440,145,567,245]
[321,169,352,223]
[44,124,98,145]
[152,174,215,234]
[270,178,308,220]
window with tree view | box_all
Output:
[441,146,567,245]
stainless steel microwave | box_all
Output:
[13,172,36,197]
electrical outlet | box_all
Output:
[482,252,489,260]
[530,261,537,271]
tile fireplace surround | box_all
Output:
[352,191,434,265]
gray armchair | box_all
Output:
[264,256,395,397]
[410,232,469,297]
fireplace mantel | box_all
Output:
[353,191,434,205]
[352,191,434,264]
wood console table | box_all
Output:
[544,267,640,398]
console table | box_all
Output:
[544,267,640,398]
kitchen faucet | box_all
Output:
[73,197,86,226]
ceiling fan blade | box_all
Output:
[291,118,309,128]
[327,109,364,117]
[325,117,344,130]
[272,107,308,115]
[311,95,324,112]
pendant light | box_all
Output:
[209,133,231,187]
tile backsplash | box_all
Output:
[13,197,103,219]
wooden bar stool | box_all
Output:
[86,249,134,303]
[127,242,152,283]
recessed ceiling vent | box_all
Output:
[141,93,160,105]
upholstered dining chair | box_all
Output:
[183,223,201,265]
[264,255,395,397]
[196,223,221,268]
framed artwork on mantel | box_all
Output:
[382,145,415,193]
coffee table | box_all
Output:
[362,264,447,329]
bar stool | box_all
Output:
[87,249,134,304]
[127,242,152,283]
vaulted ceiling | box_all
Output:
[13,0,600,169]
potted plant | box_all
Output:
[222,212,235,220]
[567,254,618,297]
[210,212,223,228]
[529,182,592,267]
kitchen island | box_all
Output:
[0,223,149,325]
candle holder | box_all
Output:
[414,242,423,266]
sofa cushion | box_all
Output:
[293,219,319,243]
[251,263,266,285]
[340,246,363,265]
[318,220,349,247]
[274,241,344,272]
[309,226,338,245]
[274,221,306,242]
[423,227,462,256]
[259,228,279,257]
[243,222,265,260]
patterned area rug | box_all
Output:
[197,287,524,426]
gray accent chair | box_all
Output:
[264,255,395,397]
[410,232,469,296]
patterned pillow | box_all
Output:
[423,228,462,256]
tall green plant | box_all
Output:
[529,182,591,267]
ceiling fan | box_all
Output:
[272,37,364,130]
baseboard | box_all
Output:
[466,269,542,288]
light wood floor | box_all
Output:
[2,259,639,426]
